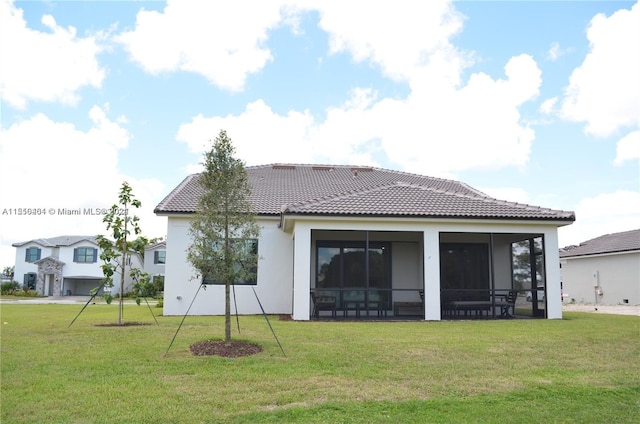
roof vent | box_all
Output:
[312,166,334,171]
[272,165,296,170]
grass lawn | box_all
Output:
[1,303,638,423]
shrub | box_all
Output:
[21,289,39,297]
[1,281,21,295]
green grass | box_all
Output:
[1,304,638,423]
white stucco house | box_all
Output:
[155,164,575,321]
[144,240,166,288]
[12,235,142,296]
[560,229,639,306]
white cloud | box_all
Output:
[309,0,466,83]
[0,108,166,267]
[614,130,640,165]
[177,50,542,178]
[117,0,290,91]
[0,0,105,109]
[176,99,316,165]
[546,41,569,62]
[560,2,640,136]
[558,190,640,247]
[478,187,529,204]
[540,97,558,115]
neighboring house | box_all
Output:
[12,235,142,296]
[560,229,640,305]
[154,164,575,320]
[144,241,166,287]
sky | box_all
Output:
[0,0,639,270]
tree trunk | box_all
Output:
[224,214,231,344]
[118,248,125,325]
[225,281,231,343]
[118,208,128,326]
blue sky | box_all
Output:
[1,0,638,269]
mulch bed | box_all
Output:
[95,322,151,327]
[190,340,262,358]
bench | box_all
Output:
[393,301,423,316]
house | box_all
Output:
[12,235,142,296]
[560,229,640,305]
[154,164,575,320]
[144,241,166,288]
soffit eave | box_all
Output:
[279,213,574,233]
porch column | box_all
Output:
[423,228,441,320]
[292,223,312,320]
[543,229,562,319]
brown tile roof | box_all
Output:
[560,229,640,258]
[154,164,575,222]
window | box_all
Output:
[151,275,164,291]
[154,250,166,264]
[25,247,41,262]
[74,247,97,263]
[24,273,37,290]
[316,241,391,290]
[203,239,258,285]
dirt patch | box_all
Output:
[190,340,262,358]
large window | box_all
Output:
[316,241,390,291]
[74,247,97,263]
[440,243,489,299]
[154,250,166,264]
[25,247,41,262]
[203,239,258,285]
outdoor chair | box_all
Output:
[311,291,337,319]
[499,290,518,318]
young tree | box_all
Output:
[187,130,260,344]
[96,181,149,325]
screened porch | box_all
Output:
[308,230,549,320]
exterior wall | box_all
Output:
[144,245,166,278]
[57,242,102,278]
[391,242,422,302]
[14,244,53,286]
[561,251,640,305]
[163,216,293,316]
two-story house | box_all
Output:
[12,235,142,296]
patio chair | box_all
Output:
[499,290,518,318]
[311,291,337,319]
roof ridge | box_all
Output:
[249,163,475,187]
[283,182,400,211]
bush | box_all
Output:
[21,289,39,297]
[156,298,163,308]
[1,281,21,295]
